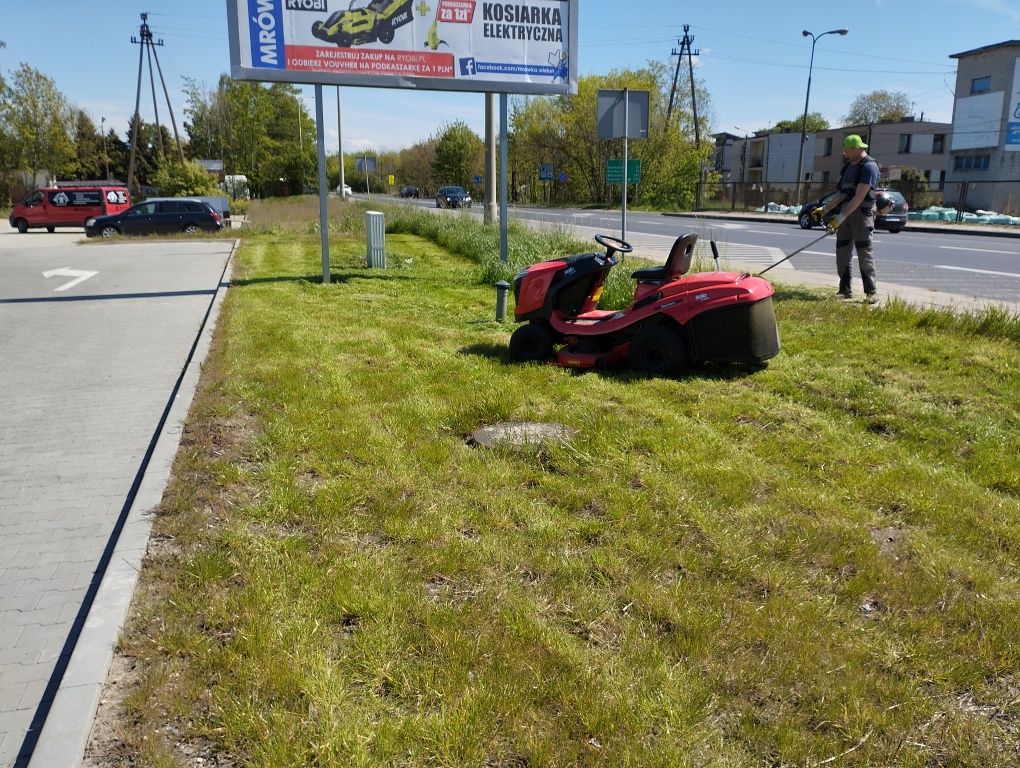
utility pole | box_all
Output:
[127,13,185,195]
[101,116,110,180]
[669,26,703,208]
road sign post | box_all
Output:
[597,88,649,242]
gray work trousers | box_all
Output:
[835,208,877,295]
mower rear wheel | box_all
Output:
[509,324,554,363]
[630,325,690,377]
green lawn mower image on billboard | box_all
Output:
[312,0,415,46]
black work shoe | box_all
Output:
[837,290,852,299]
[864,292,878,304]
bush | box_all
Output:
[149,159,221,198]
[227,198,250,217]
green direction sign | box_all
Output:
[606,159,641,184]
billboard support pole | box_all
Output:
[499,94,509,264]
[336,86,345,196]
[486,93,497,224]
[315,85,330,284]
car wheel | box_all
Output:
[377,24,394,44]
[509,323,554,363]
[183,224,201,235]
[100,225,120,238]
[436,201,442,208]
[798,210,815,229]
[889,227,903,234]
[46,226,56,233]
[14,218,28,234]
[630,324,690,377]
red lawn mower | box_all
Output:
[508,233,781,376]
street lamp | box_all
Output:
[100,116,110,180]
[795,28,848,204]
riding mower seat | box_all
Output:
[631,232,697,283]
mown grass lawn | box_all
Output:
[94,201,1020,767]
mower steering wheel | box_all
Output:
[595,234,633,257]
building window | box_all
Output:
[898,134,912,154]
[824,137,833,157]
[932,134,945,154]
[971,75,991,94]
[954,154,991,171]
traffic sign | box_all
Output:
[606,159,641,184]
[539,164,554,181]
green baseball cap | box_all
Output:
[843,134,868,149]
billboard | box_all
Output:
[951,91,1003,151]
[1007,57,1020,152]
[227,0,577,95]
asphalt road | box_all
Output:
[389,196,1020,305]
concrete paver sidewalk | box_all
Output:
[0,231,234,767]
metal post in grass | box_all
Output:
[315,84,330,284]
[495,281,509,321]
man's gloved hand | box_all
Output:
[811,207,825,221]
[826,214,844,233]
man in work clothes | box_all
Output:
[815,134,880,302]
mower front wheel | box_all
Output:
[509,323,554,363]
[630,324,690,377]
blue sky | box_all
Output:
[2,0,1016,155]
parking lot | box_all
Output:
[0,222,233,766]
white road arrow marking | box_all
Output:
[43,267,98,292]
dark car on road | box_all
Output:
[85,199,224,238]
[435,185,472,209]
[399,185,420,198]
[798,188,908,233]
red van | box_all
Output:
[8,183,131,233]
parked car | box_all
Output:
[399,185,420,198]
[798,188,908,233]
[435,185,472,209]
[84,199,223,238]
[9,183,130,233]
[336,183,353,197]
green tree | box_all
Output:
[184,77,315,197]
[0,41,13,204]
[510,95,568,203]
[393,137,437,194]
[842,90,912,126]
[771,113,829,133]
[126,115,173,188]
[3,63,76,183]
[72,110,104,179]
[432,121,482,189]
[150,158,220,197]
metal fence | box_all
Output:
[700,179,1020,220]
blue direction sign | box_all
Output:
[539,163,554,181]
